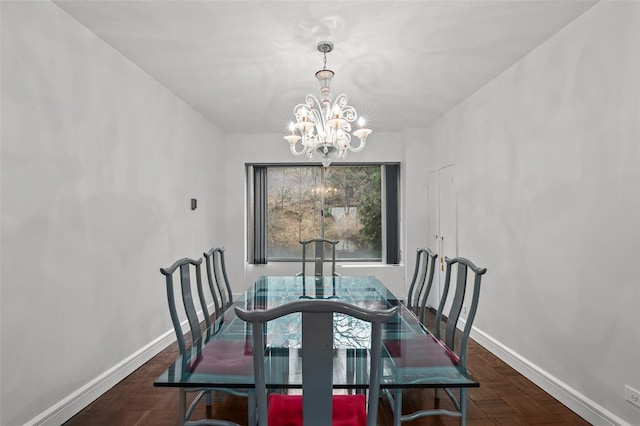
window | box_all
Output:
[248,163,400,264]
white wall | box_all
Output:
[224,132,407,297]
[402,128,432,295]
[421,2,640,424]
[0,2,226,425]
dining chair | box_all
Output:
[386,256,487,426]
[203,246,234,318]
[235,299,398,426]
[160,257,255,426]
[298,238,340,277]
[405,247,438,323]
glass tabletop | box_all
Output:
[154,275,478,390]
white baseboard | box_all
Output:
[25,304,216,426]
[460,319,630,426]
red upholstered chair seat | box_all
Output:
[385,334,460,368]
[267,393,366,426]
[188,340,254,376]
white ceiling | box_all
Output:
[53,0,597,134]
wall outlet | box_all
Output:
[626,385,640,409]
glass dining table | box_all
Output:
[155,275,478,395]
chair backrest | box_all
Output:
[299,238,339,277]
[434,256,487,367]
[235,300,397,426]
[416,248,438,324]
[406,248,438,321]
[160,257,211,355]
[203,246,234,318]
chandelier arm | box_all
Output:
[292,103,307,122]
[304,94,323,111]
[335,93,348,108]
[347,137,366,153]
[340,105,357,124]
[289,139,308,156]
[306,95,324,121]
[311,111,326,139]
[301,94,327,139]
[333,95,356,121]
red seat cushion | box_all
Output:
[385,334,460,368]
[268,393,366,426]
[187,340,253,376]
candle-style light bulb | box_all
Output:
[284,121,302,146]
[352,116,372,144]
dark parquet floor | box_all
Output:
[64,311,591,426]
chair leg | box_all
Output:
[248,391,257,425]
[205,391,213,418]
[178,388,187,426]
[393,388,402,426]
[460,388,467,426]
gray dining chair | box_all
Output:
[160,257,254,426]
[405,247,438,323]
[386,256,487,426]
[235,299,398,426]
[203,246,234,319]
[298,238,340,277]
[160,257,212,355]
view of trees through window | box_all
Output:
[267,165,382,261]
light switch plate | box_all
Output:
[626,385,640,409]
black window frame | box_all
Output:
[247,162,400,265]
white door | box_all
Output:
[426,165,457,311]
[426,170,440,308]
[438,165,457,315]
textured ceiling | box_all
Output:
[53,0,597,134]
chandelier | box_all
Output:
[284,41,372,167]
